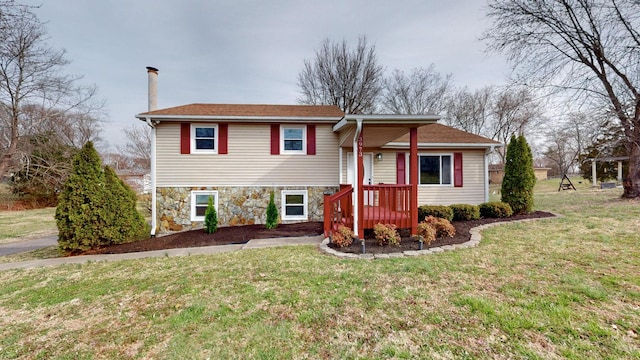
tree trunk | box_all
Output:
[623,137,640,198]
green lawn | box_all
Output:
[0,179,638,359]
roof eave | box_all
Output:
[382,142,503,149]
[134,114,344,123]
[333,114,440,132]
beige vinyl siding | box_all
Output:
[156,122,339,186]
[418,150,486,205]
[340,149,399,184]
[340,148,487,204]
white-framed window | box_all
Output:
[281,125,305,154]
[191,190,218,221]
[192,124,218,154]
[419,154,452,185]
[281,190,308,220]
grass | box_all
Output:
[0,207,56,244]
[0,179,639,359]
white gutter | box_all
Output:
[352,119,363,238]
[484,145,497,202]
[144,116,158,237]
[135,114,342,123]
[338,147,343,184]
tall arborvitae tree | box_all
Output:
[102,166,148,243]
[56,142,148,252]
[501,135,536,214]
[55,142,108,251]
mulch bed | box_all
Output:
[329,211,555,254]
[81,211,555,256]
[82,222,324,255]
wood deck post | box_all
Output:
[410,127,418,235]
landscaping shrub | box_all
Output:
[204,195,218,234]
[56,142,148,252]
[416,222,437,245]
[501,135,535,214]
[373,223,401,246]
[265,191,278,229]
[331,225,354,248]
[479,201,513,218]
[100,166,149,244]
[418,205,453,221]
[449,204,480,221]
[423,216,456,238]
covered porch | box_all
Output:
[323,114,440,239]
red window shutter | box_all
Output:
[180,123,190,154]
[454,152,463,187]
[218,123,228,154]
[396,153,406,184]
[307,125,316,155]
[270,124,280,155]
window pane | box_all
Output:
[283,128,303,140]
[196,194,215,205]
[286,194,304,205]
[196,206,207,217]
[285,205,304,216]
[196,139,215,150]
[195,127,215,138]
[284,140,303,151]
[420,156,440,184]
[441,156,452,184]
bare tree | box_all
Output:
[0,3,102,179]
[381,65,453,114]
[443,85,543,162]
[117,124,151,170]
[444,86,493,136]
[488,86,544,157]
[484,0,640,198]
[297,36,384,114]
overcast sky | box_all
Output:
[24,0,511,151]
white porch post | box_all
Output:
[352,119,363,238]
[618,161,623,183]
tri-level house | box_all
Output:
[136,67,501,239]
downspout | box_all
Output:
[352,119,363,238]
[339,147,343,185]
[145,117,157,237]
[484,145,496,202]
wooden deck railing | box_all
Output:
[362,184,412,229]
[323,184,353,237]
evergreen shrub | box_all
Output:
[449,204,480,221]
[265,191,279,229]
[418,205,453,221]
[204,196,218,234]
[332,225,354,248]
[479,202,513,218]
[55,142,148,252]
[501,135,536,214]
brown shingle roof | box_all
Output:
[138,103,345,118]
[392,123,501,145]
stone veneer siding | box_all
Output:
[156,186,338,233]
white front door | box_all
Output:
[347,153,374,205]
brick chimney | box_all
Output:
[146,66,159,112]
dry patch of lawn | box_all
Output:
[0,184,638,359]
[0,207,57,244]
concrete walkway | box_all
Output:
[0,235,324,271]
[0,235,57,256]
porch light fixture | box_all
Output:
[375,153,383,161]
